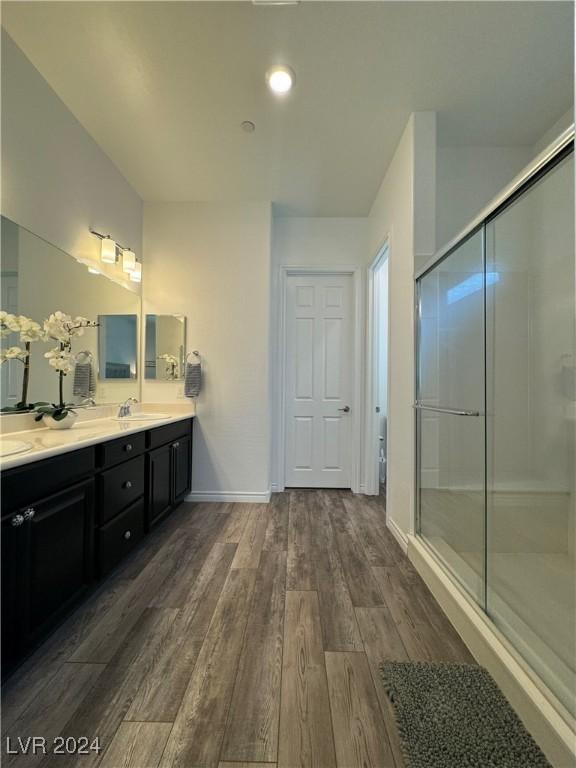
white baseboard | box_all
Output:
[386,517,408,553]
[186,490,271,504]
[408,535,576,768]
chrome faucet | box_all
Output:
[117,397,139,418]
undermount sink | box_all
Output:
[0,439,33,457]
[113,413,170,422]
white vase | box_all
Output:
[42,411,77,430]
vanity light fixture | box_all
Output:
[100,236,117,264]
[129,261,142,283]
[90,229,137,275]
[266,65,294,95]
[122,248,136,273]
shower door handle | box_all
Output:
[413,403,480,417]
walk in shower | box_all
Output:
[415,132,575,720]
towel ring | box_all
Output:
[186,351,201,362]
[76,350,93,363]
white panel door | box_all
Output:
[285,273,353,488]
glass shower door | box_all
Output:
[485,150,575,716]
[417,229,486,605]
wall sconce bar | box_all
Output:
[90,229,139,277]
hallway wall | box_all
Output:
[367,112,437,540]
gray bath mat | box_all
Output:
[379,661,552,768]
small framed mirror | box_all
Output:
[98,314,138,380]
[145,314,186,380]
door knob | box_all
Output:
[338,405,350,413]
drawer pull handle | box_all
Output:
[124,481,133,489]
[11,514,25,527]
[125,443,133,452]
[124,530,131,540]
[23,507,36,521]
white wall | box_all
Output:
[367,112,437,538]
[1,31,142,281]
[436,145,531,251]
[270,216,368,490]
[435,109,574,252]
[143,201,272,501]
[272,217,368,269]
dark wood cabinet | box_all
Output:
[21,480,94,648]
[173,435,192,504]
[147,428,193,527]
[1,513,25,671]
[1,479,94,670]
[148,444,172,526]
[1,417,193,678]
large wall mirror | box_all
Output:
[1,216,141,412]
[145,314,186,380]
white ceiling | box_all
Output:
[2,1,573,216]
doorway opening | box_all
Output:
[368,243,389,504]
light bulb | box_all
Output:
[129,261,142,283]
[122,248,136,273]
[101,237,117,264]
[266,66,294,95]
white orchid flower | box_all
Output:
[43,312,96,342]
[0,346,24,361]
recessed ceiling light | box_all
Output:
[241,120,256,133]
[266,65,294,95]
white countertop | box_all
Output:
[0,404,195,470]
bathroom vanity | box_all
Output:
[0,412,194,676]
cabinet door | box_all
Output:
[21,479,94,649]
[1,513,25,674]
[148,444,172,526]
[172,435,192,504]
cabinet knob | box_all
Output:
[173,442,180,448]
[23,507,36,521]
[11,514,24,527]
[125,443,133,452]
[124,480,132,489]
[124,530,131,540]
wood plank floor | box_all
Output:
[2,491,474,768]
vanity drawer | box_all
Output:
[147,419,191,450]
[1,448,95,514]
[97,498,145,578]
[97,432,146,469]
[99,455,145,524]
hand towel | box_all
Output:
[184,360,201,398]
[73,361,96,397]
